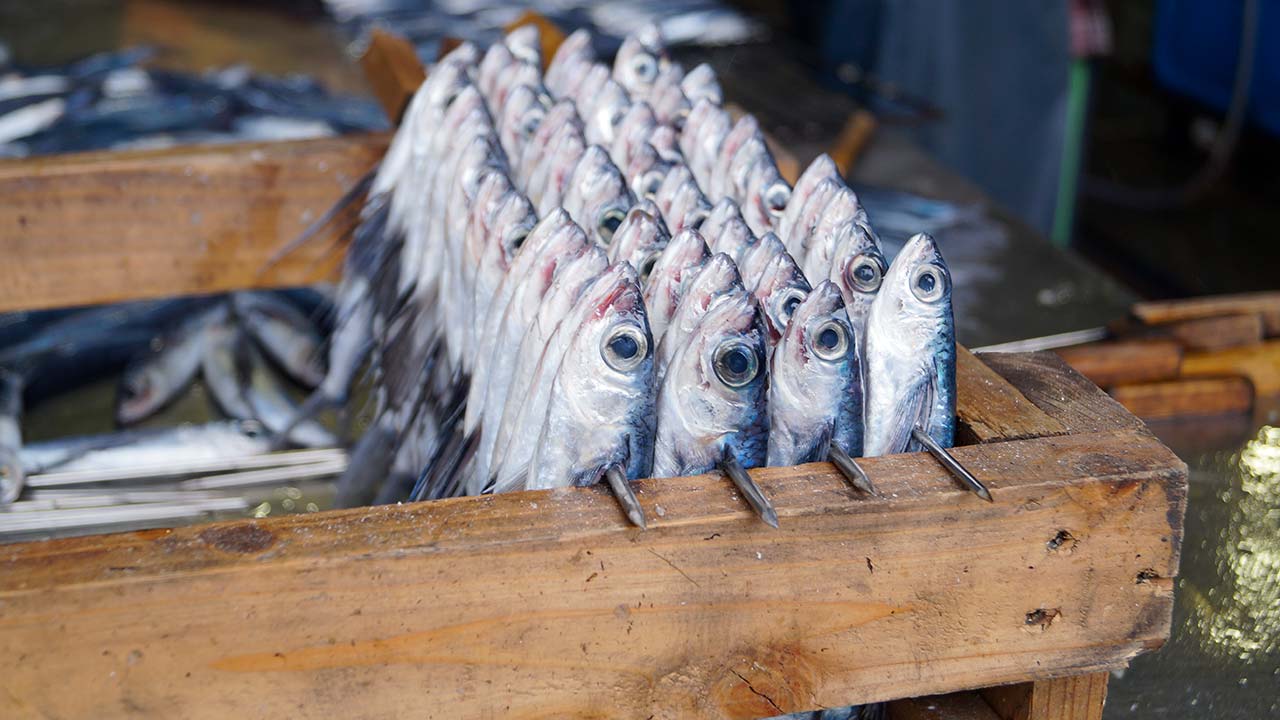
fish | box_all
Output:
[649,66,691,127]
[469,214,594,491]
[544,29,595,99]
[653,252,742,382]
[238,344,338,449]
[801,187,869,284]
[704,204,757,264]
[783,176,844,265]
[581,76,630,147]
[608,206,670,276]
[680,98,731,189]
[462,172,537,366]
[612,24,667,98]
[709,114,762,200]
[863,233,956,456]
[477,42,517,102]
[116,303,229,425]
[232,292,326,388]
[749,247,812,348]
[504,24,542,67]
[829,220,888,361]
[496,83,548,163]
[610,100,659,167]
[530,121,587,216]
[561,145,635,248]
[526,266,655,489]
[20,420,273,477]
[642,228,710,345]
[766,281,862,465]
[490,61,542,114]
[199,321,255,421]
[619,141,671,201]
[490,262,639,493]
[652,287,768,477]
[680,63,723,106]
[737,229,787,290]
[660,176,713,233]
[741,158,791,236]
[778,153,840,247]
[0,369,23,503]
[516,99,580,185]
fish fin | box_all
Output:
[882,375,934,455]
[257,167,378,277]
[335,422,396,508]
[266,390,340,451]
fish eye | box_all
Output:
[847,253,884,293]
[598,208,627,244]
[632,54,658,83]
[241,420,266,438]
[713,340,760,388]
[910,264,949,303]
[508,230,529,253]
[520,112,542,136]
[780,288,806,322]
[638,251,661,281]
[811,320,849,361]
[639,170,664,199]
[123,374,150,401]
[602,324,648,372]
[764,182,790,216]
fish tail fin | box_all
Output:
[335,421,396,508]
[257,167,379,277]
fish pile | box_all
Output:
[0,291,348,532]
[0,43,387,158]
[298,23,964,524]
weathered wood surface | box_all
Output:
[0,134,388,313]
[1110,377,1253,420]
[956,347,1065,444]
[975,352,1148,435]
[982,674,1108,720]
[1054,339,1182,388]
[1158,313,1264,352]
[0,426,1183,719]
[1132,291,1280,336]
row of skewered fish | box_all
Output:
[286,23,965,525]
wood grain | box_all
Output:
[974,352,1148,435]
[1109,377,1253,420]
[1179,340,1280,398]
[888,692,1001,720]
[956,347,1066,444]
[830,110,878,178]
[1132,292,1280,336]
[1054,339,1182,388]
[1158,313,1264,352]
[359,28,426,123]
[982,674,1108,720]
[0,134,388,314]
[0,429,1183,719]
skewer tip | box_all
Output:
[604,465,647,530]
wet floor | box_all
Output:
[1105,413,1280,719]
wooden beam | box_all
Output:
[1109,377,1253,420]
[0,134,388,313]
[1054,339,1182,388]
[982,674,1108,720]
[956,346,1066,443]
[975,352,1148,435]
[1158,313,1264,352]
[1132,291,1280,337]
[359,28,426,121]
[1179,340,1280,398]
[0,426,1184,719]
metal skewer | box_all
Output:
[720,451,779,528]
[828,442,877,496]
[604,465,647,529]
[911,427,993,502]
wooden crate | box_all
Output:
[0,27,1187,720]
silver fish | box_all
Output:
[570,63,611,112]
[608,206,670,280]
[647,124,683,163]
[642,228,710,345]
[477,41,516,102]
[464,173,537,366]
[531,122,587,216]
[801,185,868,284]
[612,25,667,98]
[737,230,787,290]
[582,77,630,147]
[661,176,712,234]
[750,247,812,348]
[741,158,791,236]
[680,63,723,107]
[527,267,655,489]
[200,321,254,421]
[863,233,955,456]
[240,346,337,449]
[490,57,542,113]
[497,84,548,163]
[620,141,671,201]
[610,101,659,166]
[0,369,23,504]
[233,292,326,388]
[654,252,742,382]
[545,29,595,98]
[767,281,862,465]
[504,24,542,67]
[649,65,691,127]
[562,145,635,248]
[517,100,580,185]
[778,153,840,247]
[709,114,761,200]
[491,262,640,493]
[829,220,888,362]
[706,209,756,265]
[784,175,843,266]
[681,98,730,189]
[652,287,768,477]
[117,303,229,425]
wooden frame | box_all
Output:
[0,26,1187,720]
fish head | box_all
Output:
[650,68,691,128]
[609,206,670,278]
[498,84,548,161]
[478,42,516,100]
[532,122,586,214]
[707,214,756,265]
[665,181,712,234]
[518,99,578,177]
[789,176,843,254]
[647,124,683,163]
[680,63,723,106]
[831,220,888,317]
[780,153,839,244]
[683,99,730,173]
[612,101,657,159]
[621,142,670,201]
[583,78,630,146]
[710,114,760,195]
[504,24,542,67]
[753,250,812,346]
[487,187,538,274]
[492,61,542,112]
[116,361,167,425]
[564,145,635,248]
[742,160,791,236]
[545,29,595,97]
[680,252,742,309]
[879,233,953,331]
[738,230,786,290]
[613,24,668,97]
[700,197,743,241]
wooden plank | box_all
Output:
[830,109,878,178]
[1054,339,1182,388]
[1132,291,1280,336]
[956,346,1066,443]
[1179,340,1280,398]
[1109,377,1253,420]
[976,352,1147,435]
[0,428,1184,719]
[0,134,388,314]
[1158,313,1264,352]
[982,673,1108,720]
[888,692,1001,720]
[359,28,426,122]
